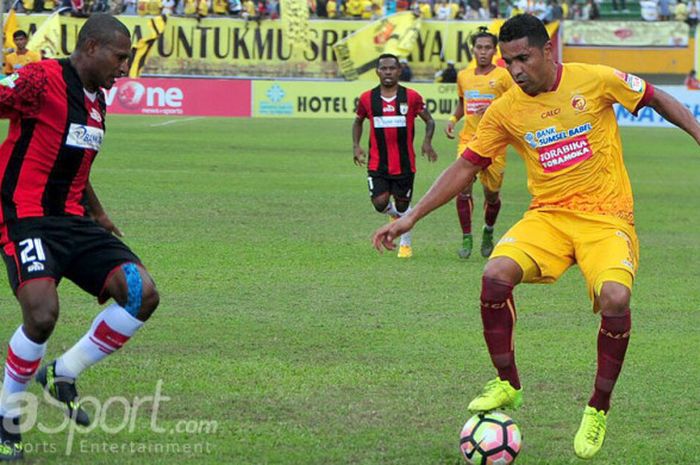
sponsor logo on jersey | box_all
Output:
[625,74,644,92]
[541,108,561,118]
[537,134,592,173]
[66,124,104,151]
[0,73,19,89]
[89,108,102,123]
[373,116,407,128]
[524,123,592,149]
[383,104,395,112]
[27,261,44,273]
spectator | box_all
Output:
[327,0,338,16]
[436,60,458,82]
[418,0,432,17]
[675,0,688,20]
[123,0,137,13]
[3,31,41,76]
[687,0,699,26]
[685,69,700,89]
[548,0,564,19]
[658,0,671,19]
[385,0,396,13]
[612,0,626,11]
[229,0,243,15]
[584,0,599,19]
[396,0,409,9]
[162,0,176,14]
[399,58,412,82]
[489,0,500,17]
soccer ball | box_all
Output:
[459,412,522,465]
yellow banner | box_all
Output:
[26,10,62,58]
[333,12,421,81]
[252,79,459,119]
[279,0,311,61]
[3,9,19,50]
[14,15,556,80]
[128,14,167,78]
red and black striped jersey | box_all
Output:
[0,59,106,225]
[356,85,425,178]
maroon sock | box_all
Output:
[457,193,474,235]
[589,311,631,412]
[480,276,520,389]
[484,198,501,228]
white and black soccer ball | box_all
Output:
[459,412,522,465]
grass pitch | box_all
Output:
[0,116,697,465]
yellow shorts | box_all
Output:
[457,140,506,193]
[491,209,639,303]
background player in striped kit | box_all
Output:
[353,53,438,258]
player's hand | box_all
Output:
[372,215,415,252]
[353,146,366,166]
[93,212,124,237]
[422,143,438,162]
[444,121,456,139]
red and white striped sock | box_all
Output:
[55,304,144,380]
[0,327,46,418]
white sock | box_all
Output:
[396,206,412,246]
[0,327,46,418]
[383,202,399,218]
[55,304,143,380]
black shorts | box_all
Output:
[1,216,141,301]
[367,173,415,202]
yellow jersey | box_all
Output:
[4,50,41,75]
[465,63,653,225]
[457,65,513,142]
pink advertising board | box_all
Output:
[105,78,251,117]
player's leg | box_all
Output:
[469,211,573,412]
[37,221,159,426]
[479,153,506,258]
[391,174,415,258]
[368,175,397,217]
[573,217,638,459]
[455,141,475,259]
[0,227,62,460]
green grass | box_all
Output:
[0,116,697,464]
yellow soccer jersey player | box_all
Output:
[375,14,700,462]
[445,27,514,260]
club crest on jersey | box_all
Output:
[66,123,104,151]
[89,108,102,123]
[399,103,408,115]
[571,94,587,113]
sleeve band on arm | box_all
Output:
[461,148,492,169]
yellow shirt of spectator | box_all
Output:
[346,0,363,16]
[213,0,228,13]
[327,0,338,17]
[419,2,432,17]
[4,50,41,75]
[466,63,652,224]
[360,0,373,18]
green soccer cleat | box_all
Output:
[0,416,23,461]
[458,234,473,259]
[36,361,90,427]
[574,405,607,459]
[481,226,495,258]
[467,377,523,412]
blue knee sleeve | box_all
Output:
[122,263,142,317]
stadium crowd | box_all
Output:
[5,0,693,23]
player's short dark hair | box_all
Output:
[377,53,400,67]
[12,30,27,40]
[470,26,497,47]
[499,14,550,48]
[75,14,131,49]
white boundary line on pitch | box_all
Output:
[149,117,204,127]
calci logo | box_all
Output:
[104,80,184,114]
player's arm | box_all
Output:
[373,156,482,251]
[352,116,366,166]
[646,88,700,145]
[85,180,124,237]
[445,97,464,139]
[418,108,438,162]
[0,63,47,118]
